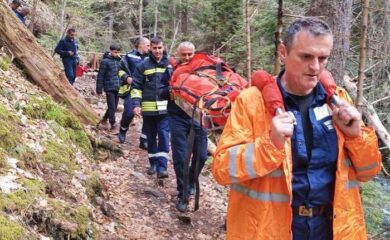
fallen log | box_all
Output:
[0,2,98,125]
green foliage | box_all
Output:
[49,199,93,239]
[24,96,82,130]
[0,103,21,152]
[10,145,38,170]
[0,148,8,174]
[361,181,390,235]
[0,178,45,212]
[0,56,11,71]
[36,30,59,51]
[0,214,25,240]
[42,140,77,174]
[25,96,93,157]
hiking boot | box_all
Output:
[147,165,157,175]
[139,141,148,151]
[176,199,188,212]
[98,118,109,130]
[157,170,169,179]
[118,129,126,143]
[110,124,119,133]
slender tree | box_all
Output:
[153,0,158,37]
[274,0,283,75]
[139,0,143,36]
[356,0,370,111]
[243,0,252,81]
[307,0,353,85]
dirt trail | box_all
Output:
[74,76,227,239]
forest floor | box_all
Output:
[74,75,228,240]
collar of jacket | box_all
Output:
[276,69,327,106]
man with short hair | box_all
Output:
[117,37,150,147]
[55,28,78,85]
[96,44,122,131]
[131,37,171,178]
[15,6,30,25]
[212,17,381,239]
[9,0,21,11]
[164,41,208,212]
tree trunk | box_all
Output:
[274,0,283,75]
[307,0,353,86]
[0,3,99,125]
[106,13,114,49]
[60,0,67,32]
[181,0,188,35]
[153,0,158,37]
[243,0,252,82]
[28,0,39,33]
[139,0,143,36]
[356,0,369,111]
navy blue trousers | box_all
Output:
[120,94,147,142]
[169,115,208,197]
[292,214,333,240]
[62,59,77,85]
[143,115,169,171]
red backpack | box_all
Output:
[170,53,248,128]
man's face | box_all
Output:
[279,30,333,95]
[151,42,164,61]
[138,40,150,54]
[178,46,195,64]
[110,49,120,58]
[67,31,75,40]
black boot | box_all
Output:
[147,164,157,175]
[118,128,126,143]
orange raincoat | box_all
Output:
[212,86,381,240]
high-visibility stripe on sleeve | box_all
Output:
[229,145,239,183]
[118,70,127,78]
[140,134,147,139]
[245,143,256,178]
[131,89,142,98]
[355,162,378,172]
[231,184,289,203]
[346,180,360,189]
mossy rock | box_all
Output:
[49,200,94,239]
[24,96,82,130]
[0,104,21,151]
[42,140,77,174]
[362,181,390,235]
[0,148,8,174]
[0,56,11,71]
[85,173,102,201]
[10,145,38,170]
[50,122,93,158]
[0,178,45,212]
[0,213,25,240]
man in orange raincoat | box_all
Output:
[212,17,381,240]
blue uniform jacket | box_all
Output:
[54,37,78,62]
[131,51,172,116]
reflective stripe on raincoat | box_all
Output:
[212,86,381,240]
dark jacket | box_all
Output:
[54,37,78,61]
[15,11,26,25]
[117,49,148,97]
[131,51,172,116]
[96,54,122,94]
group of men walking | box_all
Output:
[53,15,382,239]
[95,36,207,212]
